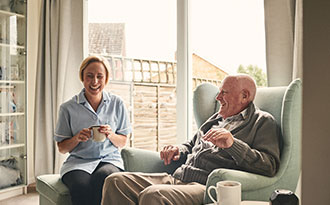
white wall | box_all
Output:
[302,1,330,205]
[27,0,42,184]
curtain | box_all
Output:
[264,0,303,197]
[34,0,84,176]
[264,0,303,86]
[292,0,303,80]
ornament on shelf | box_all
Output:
[9,0,25,15]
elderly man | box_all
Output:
[102,74,281,205]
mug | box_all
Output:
[90,126,106,142]
[207,180,241,205]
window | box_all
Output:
[87,0,267,150]
[88,0,177,151]
[189,0,267,132]
[191,0,267,87]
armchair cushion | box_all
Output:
[36,174,71,205]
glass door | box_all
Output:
[0,0,27,191]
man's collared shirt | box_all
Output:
[214,108,248,131]
[54,89,132,177]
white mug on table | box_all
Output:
[207,180,241,205]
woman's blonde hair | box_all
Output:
[79,55,111,84]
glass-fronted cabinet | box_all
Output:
[0,0,26,193]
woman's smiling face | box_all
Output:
[82,61,107,99]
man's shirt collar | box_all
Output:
[217,107,249,121]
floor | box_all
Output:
[0,184,39,205]
[0,191,39,205]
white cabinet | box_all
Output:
[0,0,27,196]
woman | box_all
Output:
[54,56,131,205]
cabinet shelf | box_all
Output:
[0,85,14,89]
[0,143,25,150]
[0,43,25,49]
[0,80,25,84]
[0,112,24,117]
[0,10,25,18]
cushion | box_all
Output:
[36,174,71,205]
[193,83,220,127]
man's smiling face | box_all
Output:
[215,77,245,119]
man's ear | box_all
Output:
[241,89,250,103]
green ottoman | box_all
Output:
[36,174,72,205]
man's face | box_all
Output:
[215,78,244,119]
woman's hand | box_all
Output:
[160,145,180,165]
[99,125,127,148]
[57,128,92,154]
[75,128,92,142]
[98,125,112,139]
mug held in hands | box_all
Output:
[90,125,106,142]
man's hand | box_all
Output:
[160,145,180,165]
[202,128,234,148]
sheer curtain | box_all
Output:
[34,0,84,176]
[264,0,302,86]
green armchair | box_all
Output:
[121,79,302,203]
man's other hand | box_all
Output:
[160,145,180,165]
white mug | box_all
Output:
[207,180,241,205]
[90,126,106,142]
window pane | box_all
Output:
[88,0,177,151]
[191,0,267,131]
[191,0,267,86]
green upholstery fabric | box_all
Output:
[121,79,302,204]
[193,82,220,127]
[36,174,71,205]
[121,147,185,174]
[36,79,301,204]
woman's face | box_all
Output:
[82,62,107,99]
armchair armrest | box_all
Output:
[121,147,184,174]
[207,168,279,191]
[205,168,279,202]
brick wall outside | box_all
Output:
[192,53,227,80]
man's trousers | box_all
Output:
[101,172,206,205]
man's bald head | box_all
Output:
[216,74,257,119]
[223,74,257,102]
